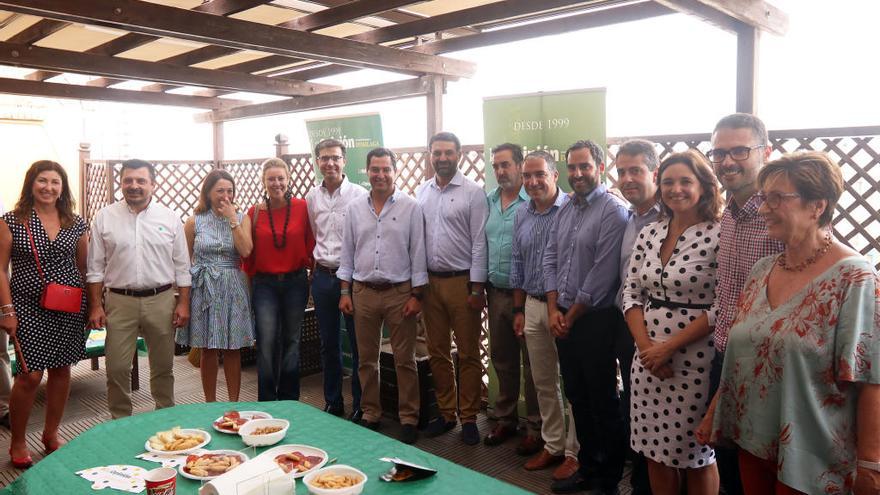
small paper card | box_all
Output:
[76,465,147,493]
[137,449,207,468]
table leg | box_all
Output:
[91,357,99,371]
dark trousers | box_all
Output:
[710,351,743,495]
[311,269,361,412]
[616,316,652,495]
[556,306,626,490]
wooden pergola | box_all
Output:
[0,0,787,162]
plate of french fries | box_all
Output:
[145,427,211,454]
[179,450,249,481]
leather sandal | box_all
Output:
[9,448,33,469]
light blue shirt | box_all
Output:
[542,185,629,310]
[617,203,661,307]
[510,190,569,297]
[486,186,529,288]
[337,189,428,287]
[416,170,489,282]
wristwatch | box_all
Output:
[858,459,880,472]
[512,306,525,315]
[410,292,424,301]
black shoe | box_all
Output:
[424,417,456,437]
[358,418,380,431]
[550,473,588,494]
[348,409,363,423]
[399,424,418,445]
[595,485,619,495]
[461,422,480,445]
[323,404,345,417]
[0,413,9,429]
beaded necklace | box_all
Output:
[777,230,833,272]
[265,195,291,250]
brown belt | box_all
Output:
[428,270,469,278]
[486,283,514,295]
[108,284,172,298]
[315,263,338,275]
[357,280,407,292]
[528,294,548,302]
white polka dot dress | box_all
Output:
[4,212,87,373]
[622,219,719,469]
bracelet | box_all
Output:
[0,304,12,310]
[512,306,524,315]
[230,222,241,229]
[340,289,351,296]
[1,312,16,318]
[470,290,480,296]
[858,459,880,472]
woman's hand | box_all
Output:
[855,466,880,495]
[640,341,674,372]
[216,198,238,222]
[0,313,17,337]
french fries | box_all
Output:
[310,472,362,489]
[148,427,204,451]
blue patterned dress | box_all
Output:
[176,211,254,350]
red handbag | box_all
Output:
[23,218,83,313]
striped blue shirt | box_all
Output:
[510,191,569,297]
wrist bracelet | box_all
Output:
[2,312,16,318]
[470,290,480,296]
[230,222,241,229]
[0,304,12,310]
[858,459,880,472]
[410,292,423,301]
[340,289,351,296]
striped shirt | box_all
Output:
[710,193,784,352]
[510,191,569,296]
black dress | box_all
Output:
[4,211,87,373]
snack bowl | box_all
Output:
[238,418,289,447]
[303,465,367,495]
[179,449,249,481]
[145,428,211,454]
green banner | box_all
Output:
[305,113,383,189]
[482,88,606,192]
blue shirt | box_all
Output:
[617,203,661,307]
[510,190,569,297]
[542,185,629,310]
[337,189,428,287]
[416,170,489,282]
[486,186,529,288]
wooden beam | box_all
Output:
[653,0,787,36]
[0,0,476,78]
[197,77,430,123]
[212,121,225,163]
[0,42,340,96]
[735,22,758,113]
[0,77,248,108]
[193,0,268,16]
[280,0,419,32]
[6,19,66,44]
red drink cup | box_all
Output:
[144,467,177,495]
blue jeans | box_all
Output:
[311,269,360,411]
[252,270,309,401]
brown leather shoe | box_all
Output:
[484,424,517,446]
[524,449,564,471]
[552,456,580,480]
[515,435,545,456]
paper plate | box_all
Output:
[258,444,328,479]
[212,410,274,434]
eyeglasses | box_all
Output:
[705,145,765,164]
[318,155,343,163]
[756,191,800,209]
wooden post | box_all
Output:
[275,133,289,158]
[425,76,444,179]
[78,142,90,217]
[212,120,224,167]
[735,22,759,114]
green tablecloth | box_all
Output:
[1,401,529,495]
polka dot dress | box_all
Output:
[622,219,720,469]
[3,211,87,373]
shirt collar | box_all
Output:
[432,170,464,189]
[320,175,349,195]
[489,185,529,204]
[631,202,661,218]
[368,188,399,208]
[573,184,606,207]
[527,188,568,214]
[727,191,763,219]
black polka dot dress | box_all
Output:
[3,212,87,373]
[622,219,719,469]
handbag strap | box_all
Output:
[22,216,47,286]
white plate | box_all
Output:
[212,411,274,434]
[144,429,211,455]
[257,444,328,479]
[178,449,250,481]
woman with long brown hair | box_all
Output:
[0,160,88,468]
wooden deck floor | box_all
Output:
[0,355,634,494]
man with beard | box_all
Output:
[87,159,191,418]
[338,147,426,445]
[417,132,489,445]
[614,139,660,495]
[306,138,368,421]
[543,140,629,494]
[702,114,784,495]
[483,143,541,454]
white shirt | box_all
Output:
[86,200,192,289]
[305,176,368,269]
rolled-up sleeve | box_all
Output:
[336,204,355,283]
[509,210,524,290]
[409,204,428,287]
[86,211,106,284]
[172,218,192,287]
[621,225,650,313]
[468,188,489,283]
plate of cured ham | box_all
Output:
[258,444,328,479]
[212,410,273,434]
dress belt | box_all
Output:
[315,263,338,275]
[356,280,407,292]
[108,284,173,298]
[528,294,548,302]
[647,296,712,311]
[486,282,514,295]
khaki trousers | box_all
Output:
[353,281,419,426]
[423,274,483,422]
[487,287,540,434]
[105,290,176,419]
[524,296,579,457]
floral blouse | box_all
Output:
[712,255,880,495]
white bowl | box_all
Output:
[178,449,249,481]
[144,428,211,455]
[238,418,289,447]
[303,465,367,495]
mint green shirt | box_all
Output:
[486,186,529,288]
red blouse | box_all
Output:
[245,198,315,275]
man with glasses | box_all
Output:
[306,138,368,421]
[704,114,784,495]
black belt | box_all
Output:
[108,284,172,298]
[648,296,711,311]
[428,270,469,278]
[356,280,407,292]
[315,263,338,275]
[486,282,514,295]
[528,294,548,302]
[255,268,306,281]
